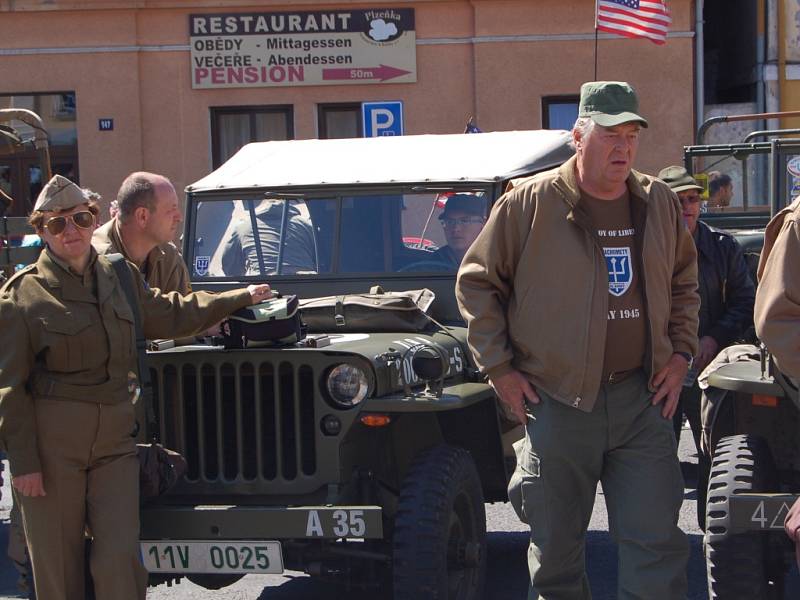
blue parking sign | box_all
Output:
[362,101,404,137]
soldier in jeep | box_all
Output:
[431,194,487,268]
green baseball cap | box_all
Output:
[657,165,703,193]
[578,81,648,128]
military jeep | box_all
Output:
[139,130,574,598]
[683,131,800,598]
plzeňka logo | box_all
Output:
[361,9,414,44]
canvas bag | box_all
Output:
[299,286,435,333]
[224,294,306,348]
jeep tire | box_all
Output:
[392,444,486,600]
[704,434,784,599]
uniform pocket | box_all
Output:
[40,312,93,373]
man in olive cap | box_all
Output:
[457,82,698,598]
[658,165,754,528]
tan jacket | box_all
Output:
[93,218,192,294]
[456,156,699,412]
[754,197,800,377]
[0,248,251,476]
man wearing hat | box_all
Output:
[457,82,699,598]
[432,194,487,267]
[658,167,753,461]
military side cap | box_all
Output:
[33,174,90,212]
[657,165,703,193]
[578,81,648,128]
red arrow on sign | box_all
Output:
[322,64,411,82]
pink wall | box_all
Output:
[0,0,696,208]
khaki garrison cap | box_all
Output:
[33,174,91,212]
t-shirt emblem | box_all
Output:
[194,255,210,277]
[604,247,632,297]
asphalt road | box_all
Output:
[0,430,797,599]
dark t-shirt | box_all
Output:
[580,190,646,377]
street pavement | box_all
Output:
[0,429,797,599]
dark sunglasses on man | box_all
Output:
[43,211,95,235]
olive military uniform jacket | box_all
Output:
[0,248,252,476]
[93,218,192,294]
[755,197,800,377]
[456,155,700,413]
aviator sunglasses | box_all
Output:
[43,211,95,235]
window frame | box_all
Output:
[210,105,294,169]
[317,103,363,139]
[541,95,580,130]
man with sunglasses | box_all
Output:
[432,194,487,267]
[0,174,271,600]
[658,166,754,529]
[93,171,191,294]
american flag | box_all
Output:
[596,0,672,45]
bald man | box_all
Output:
[93,172,191,294]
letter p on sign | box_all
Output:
[362,101,404,137]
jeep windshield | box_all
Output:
[189,189,491,279]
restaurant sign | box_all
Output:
[190,9,416,89]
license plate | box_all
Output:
[140,541,283,574]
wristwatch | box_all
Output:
[675,351,694,369]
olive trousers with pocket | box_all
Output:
[18,398,148,600]
[508,370,688,600]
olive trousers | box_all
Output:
[508,371,689,600]
[18,398,148,600]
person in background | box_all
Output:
[431,194,487,267]
[457,81,698,599]
[0,175,271,600]
[93,172,191,294]
[658,165,754,528]
[707,171,734,209]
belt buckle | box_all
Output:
[607,370,625,385]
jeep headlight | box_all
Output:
[325,364,369,407]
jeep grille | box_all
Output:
[149,356,323,494]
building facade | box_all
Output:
[0,0,697,216]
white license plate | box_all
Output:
[140,540,283,574]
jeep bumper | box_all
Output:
[140,505,383,540]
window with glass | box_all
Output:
[318,104,362,139]
[189,190,490,279]
[0,92,79,216]
[542,96,579,131]
[210,106,293,169]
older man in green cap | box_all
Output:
[457,82,699,599]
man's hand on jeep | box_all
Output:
[247,284,272,304]
[490,370,539,425]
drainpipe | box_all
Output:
[767,0,781,129]
[695,0,705,135]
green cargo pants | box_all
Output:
[508,370,688,600]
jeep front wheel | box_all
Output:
[392,444,486,600]
[704,434,783,599]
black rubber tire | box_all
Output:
[186,574,245,590]
[704,434,784,600]
[393,444,486,600]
